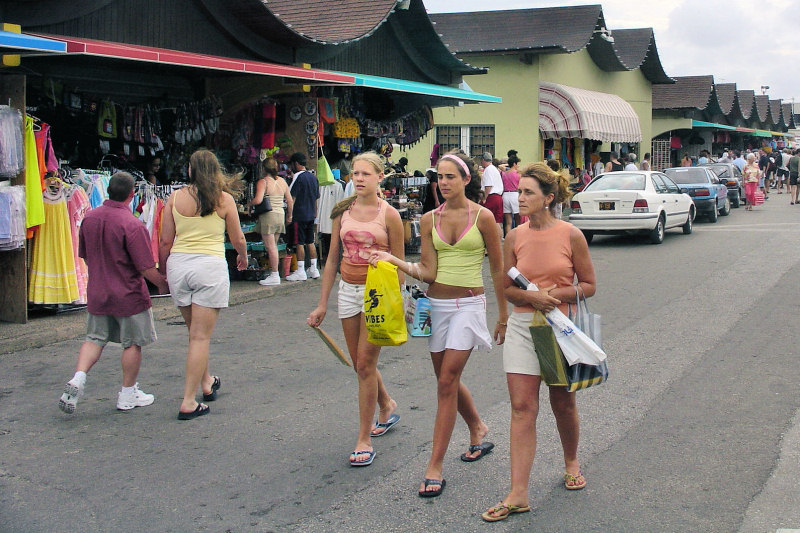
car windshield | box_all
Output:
[664,168,709,184]
[585,173,645,191]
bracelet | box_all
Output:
[496,321,507,326]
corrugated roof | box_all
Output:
[769,99,783,126]
[737,90,755,120]
[715,83,736,115]
[753,94,770,122]
[430,5,603,54]
[782,103,796,129]
[262,0,397,43]
[652,75,714,110]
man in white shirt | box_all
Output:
[624,153,638,170]
[480,152,504,238]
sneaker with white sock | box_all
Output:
[58,378,85,414]
[116,383,155,411]
[285,269,307,282]
[306,266,320,279]
[259,272,281,286]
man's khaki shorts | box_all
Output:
[86,308,157,348]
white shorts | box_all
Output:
[502,191,519,214]
[428,295,492,352]
[502,312,541,375]
[167,252,230,308]
[337,280,365,319]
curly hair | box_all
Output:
[188,149,244,216]
[436,150,482,203]
[520,162,572,212]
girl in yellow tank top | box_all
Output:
[369,152,508,497]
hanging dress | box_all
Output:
[23,116,45,231]
[28,182,79,304]
[66,185,91,304]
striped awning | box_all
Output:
[539,81,642,142]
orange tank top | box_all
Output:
[512,219,574,314]
[339,200,390,284]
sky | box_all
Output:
[424,0,799,106]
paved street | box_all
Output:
[2,200,800,532]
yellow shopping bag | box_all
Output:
[363,261,407,346]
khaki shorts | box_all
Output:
[167,252,230,308]
[86,308,157,348]
[254,209,285,235]
[502,312,541,376]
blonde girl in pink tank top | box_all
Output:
[307,152,405,467]
[482,162,596,522]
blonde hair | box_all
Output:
[188,149,243,216]
[330,151,384,220]
[520,162,572,212]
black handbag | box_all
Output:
[251,194,272,216]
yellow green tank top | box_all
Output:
[432,205,485,287]
[170,192,226,258]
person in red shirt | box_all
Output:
[58,172,168,415]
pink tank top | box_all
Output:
[512,220,574,314]
[340,200,390,284]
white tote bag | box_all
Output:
[569,286,602,349]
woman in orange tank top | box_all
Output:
[307,152,405,467]
[482,162,597,522]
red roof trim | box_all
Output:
[34,34,355,84]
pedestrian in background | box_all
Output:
[286,152,321,282]
[624,153,638,170]
[641,152,651,171]
[159,149,248,420]
[501,154,521,236]
[58,172,168,415]
[479,152,505,240]
[370,150,508,498]
[605,151,623,172]
[787,149,799,204]
[742,152,761,211]
[422,167,444,213]
[307,152,405,467]
[249,158,293,286]
[482,162,596,522]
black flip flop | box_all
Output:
[177,402,209,420]
[461,441,495,462]
[202,376,221,402]
[418,478,446,498]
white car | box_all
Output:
[569,171,695,244]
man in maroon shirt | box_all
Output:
[58,172,168,414]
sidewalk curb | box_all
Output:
[0,278,319,354]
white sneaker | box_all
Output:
[259,272,281,286]
[285,269,307,282]
[306,266,321,279]
[58,378,85,414]
[116,383,155,411]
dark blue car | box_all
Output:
[663,167,730,222]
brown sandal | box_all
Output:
[481,502,531,522]
[564,470,587,490]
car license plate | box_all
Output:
[599,201,615,211]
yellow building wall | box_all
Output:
[400,48,655,172]
[651,113,692,137]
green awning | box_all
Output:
[691,120,736,130]
[754,130,774,138]
[326,71,501,103]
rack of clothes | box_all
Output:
[0,184,26,251]
[0,105,25,178]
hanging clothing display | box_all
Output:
[28,180,79,304]
[33,123,60,175]
[0,106,25,178]
[0,185,26,250]
[317,182,347,235]
[66,185,91,304]
[24,116,45,230]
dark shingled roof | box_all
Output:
[782,103,796,129]
[652,75,714,110]
[736,90,755,120]
[769,99,783,126]
[263,0,397,43]
[430,5,604,54]
[754,95,770,122]
[610,28,652,69]
[715,83,736,115]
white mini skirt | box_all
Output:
[428,295,492,353]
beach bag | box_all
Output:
[566,359,609,392]
[316,154,335,186]
[404,287,431,337]
[97,99,117,139]
[568,286,602,349]
[530,311,569,386]
[364,262,407,346]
